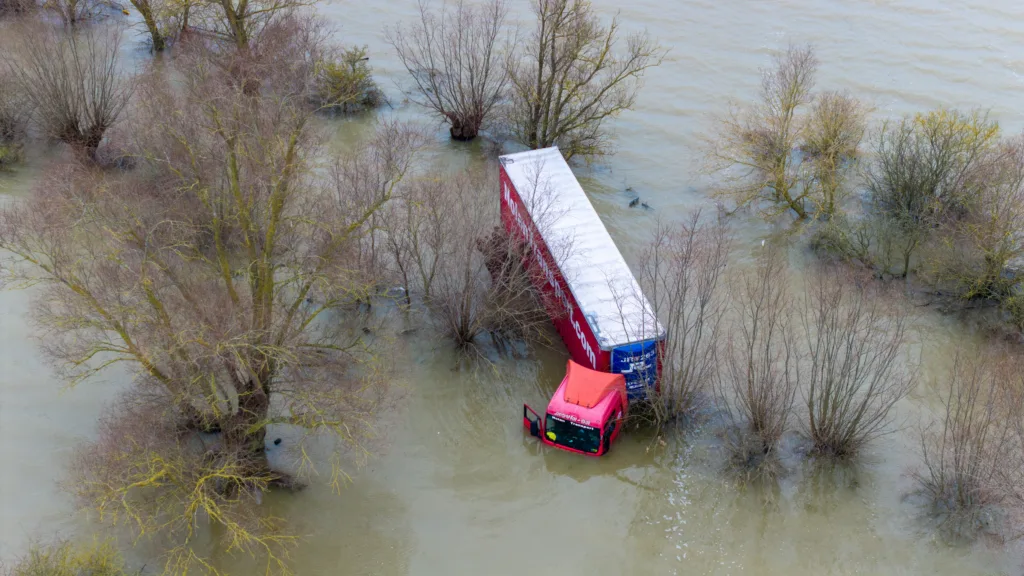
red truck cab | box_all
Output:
[523,360,627,456]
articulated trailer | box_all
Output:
[498,147,665,456]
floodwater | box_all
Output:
[3,0,1024,574]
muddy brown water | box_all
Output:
[3,0,1024,574]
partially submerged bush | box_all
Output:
[1005,292,1024,331]
[868,109,998,225]
[801,267,917,459]
[924,134,1024,302]
[313,46,383,113]
[631,213,731,426]
[381,165,552,355]
[2,540,133,576]
[723,426,784,484]
[707,45,868,220]
[4,25,134,161]
[863,109,999,275]
[809,213,915,278]
[717,244,797,479]
[914,349,1015,541]
[387,0,512,141]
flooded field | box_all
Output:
[3,0,1024,574]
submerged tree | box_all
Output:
[313,45,384,112]
[382,165,554,355]
[3,24,134,161]
[387,0,512,140]
[507,0,664,159]
[927,133,1024,301]
[627,212,730,426]
[708,45,868,221]
[707,44,817,219]
[127,0,196,52]
[803,90,869,218]
[0,43,424,574]
[43,0,101,27]
[800,267,916,458]
[865,108,999,276]
[914,349,1013,539]
[718,244,797,478]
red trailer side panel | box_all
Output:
[499,165,610,372]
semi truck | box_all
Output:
[498,147,665,456]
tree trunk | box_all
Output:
[143,14,165,52]
[449,120,478,141]
[223,379,273,477]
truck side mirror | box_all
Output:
[523,404,542,438]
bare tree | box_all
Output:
[506,0,664,160]
[382,165,552,355]
[800,266,917,458]
[718,244,797,477]
[0,44,424,573]
[43,0,100,26]
[3,24,134,161]
[381,172,453,305]
[914,349,1013,539]
[707,44,817,219]
[627,212,730,426]
[197,0,311,50]
[387,0,512,141]
[128,0,195,51]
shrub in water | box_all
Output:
[2,540,134,576]
[314,46,383,113]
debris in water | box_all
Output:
[629,197,640,208]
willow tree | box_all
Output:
[3,24,134,161]
[127,0,196,51]
[0,43,423,574]
[719,244,797,478]
[202,0,312,49]
[865,109,1000,278]
[804,90,869,218]
[706,44,817,219]
[926,132,1024,301]
[800,267,916,458]
[507,0,664,160]
[387,0,512,140]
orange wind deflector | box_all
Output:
[562,360,625,409]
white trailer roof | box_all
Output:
[500,147,665,350]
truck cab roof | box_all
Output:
[548,360,626,424]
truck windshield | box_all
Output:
[545,414,601,454]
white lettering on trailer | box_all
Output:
[505,181,597,368]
